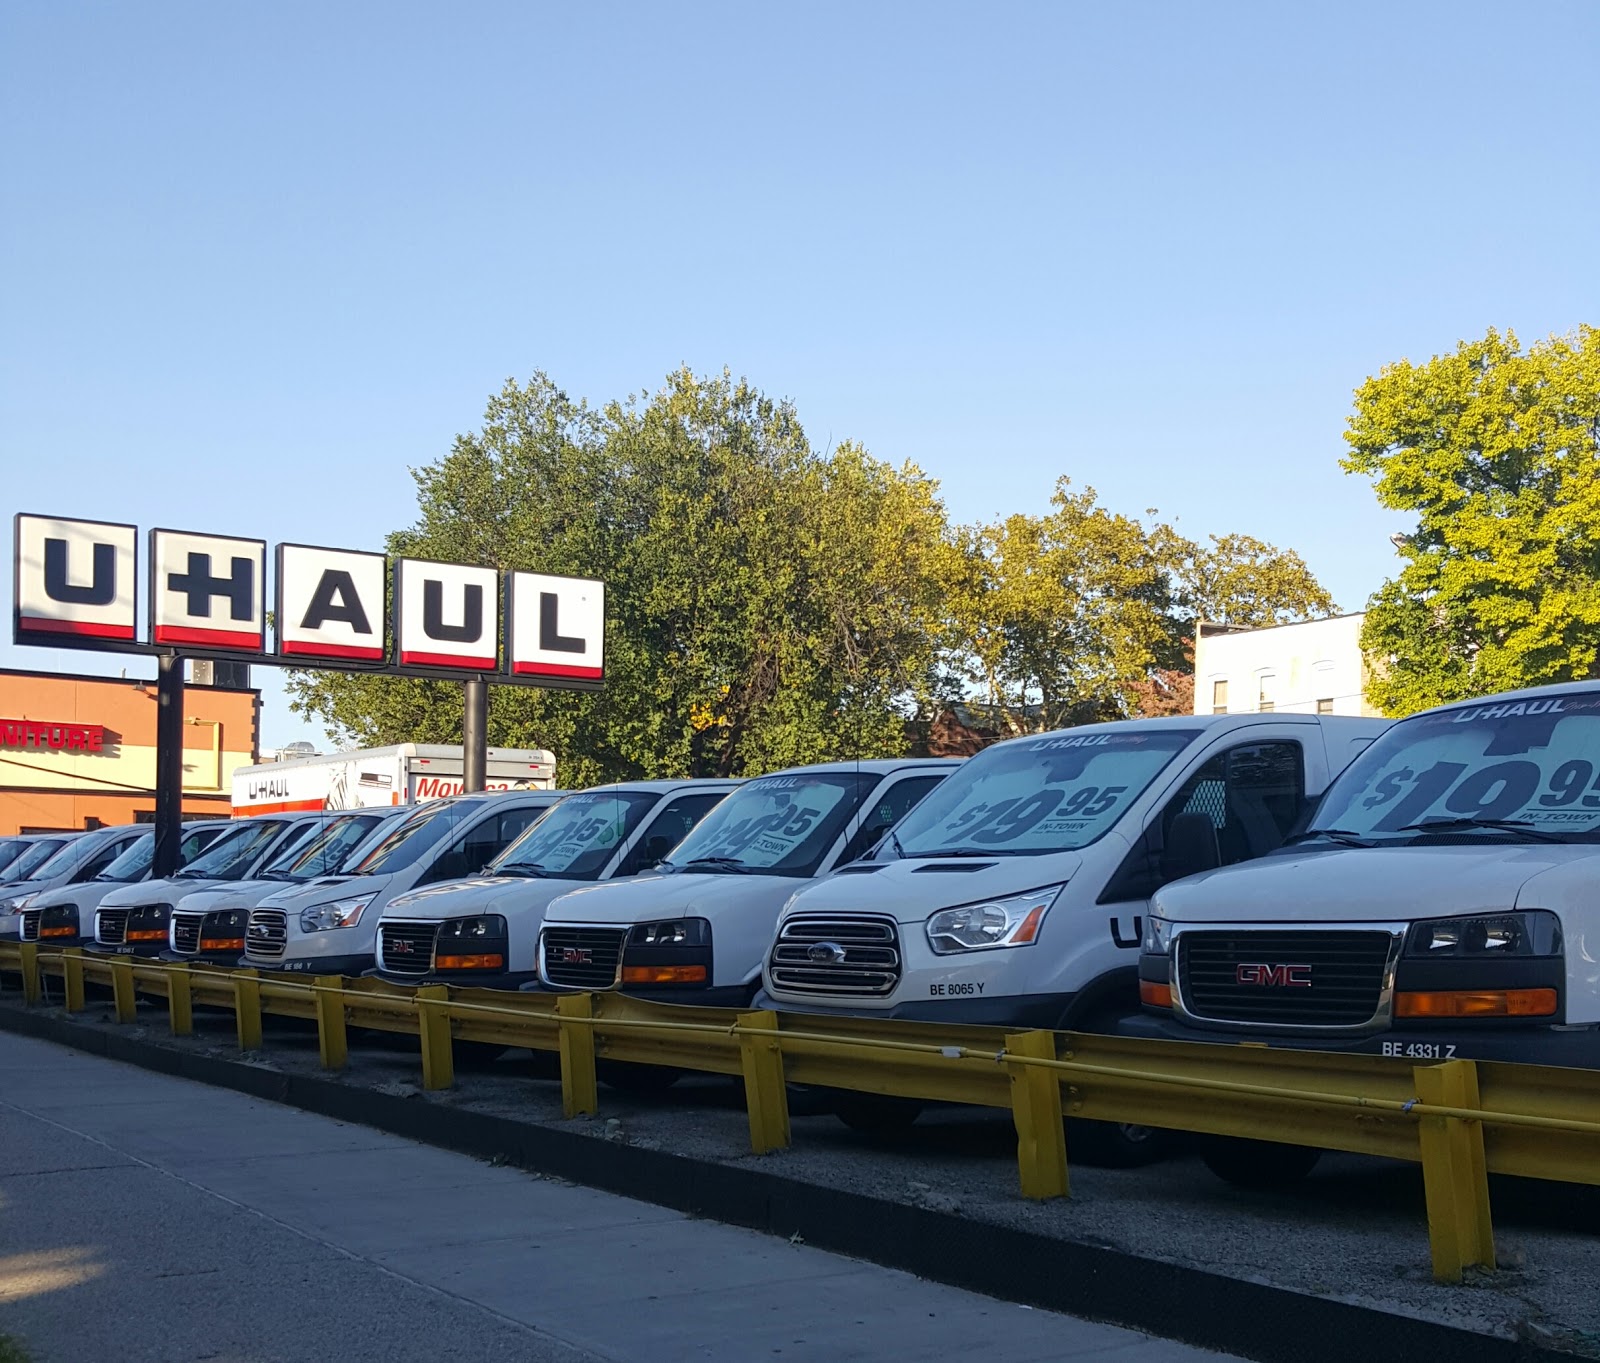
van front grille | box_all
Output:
[768,914,901,996]
[379,921,439,975]
[1178,930,1396,1028]
[246,910,287,959]
[540,927,625,989]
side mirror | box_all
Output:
[1160,812,1221,882]
[642,834,674,865]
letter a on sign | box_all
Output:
[505,571,604,683]
[275,544,386,661]
[149,529,267,652]
[394,559,498,670]
[14,514,138,646]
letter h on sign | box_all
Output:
[393,559,499,671]
[149,530,267,651]
[13,514,139,645]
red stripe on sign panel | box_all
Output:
[399,650,496,670]
[512,661,604,679]
[231,798,326,816]
[280,639,385,660]
[152,626,264,649]
[18,616,136,640]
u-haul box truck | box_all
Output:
[232,744,557,816]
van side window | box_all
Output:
[615,792,727,877]
[837,775,946,865]
[418,806,544,885]
[73,836,138,882]
[1162,742,1304,869]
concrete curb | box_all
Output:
[0,1001,1581,1363]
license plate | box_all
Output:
[1374,1040,1459,1060]
[114,946,136,956]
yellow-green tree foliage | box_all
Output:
[1344,326,1600,715]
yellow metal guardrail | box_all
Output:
[2,940,1596,1285]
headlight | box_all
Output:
[124,903,172,944]
[200,909,250,951]
[1142,915,1173,956]
[1405,910,1562,958]
[300,893,376,932]
[437,915,508,941]
[2,893,37,914]
[628,919,710,946]
[926,884,1063,955]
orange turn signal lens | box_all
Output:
[1011,906,1046,945]
[200,938,246,952]
[621,964,708,984]
[1139,980,1173,1008]
[435,953,504,970]
[1394,988,1557,1019]
[40,926,76,939]
[126,929,167,942]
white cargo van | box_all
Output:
[88,814,323,958]
[21,822,232,947]
[374,780,738,989]
[1128,682,1600,1074]
[3,827,145,941]
[536,760,959,1008]
[243,789,567,976]
[163,807,409,965]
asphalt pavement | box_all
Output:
[0,1031,1238,1363]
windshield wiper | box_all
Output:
[1282,828,1376,848]
[1399,816,1565,843]
[684,856,753,874]
[886,830,907,860]
[905,847,1044,859]
[495,864,548,878]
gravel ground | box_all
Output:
[9,992,1599,1356]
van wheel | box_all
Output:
[1201,1137,1322,1189]
[453,1041,510,1069]
[833,1093,924,1134]
[1066,1118,1171,1168]
[597,1060,683,1093]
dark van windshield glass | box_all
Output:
[491,791,657,881]
[666,773,874,877]
[350,801,481,875]
[17,839,82,882]
[263,813,386,880]
[175,820,289,880]
[1312,691,1600,842]
[893,729,1200,856]
[97,826,217,883]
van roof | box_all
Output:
[1401,678,1600,723]
[566,779,744,796]
[987,711,1385,749]
[756,758,964,778]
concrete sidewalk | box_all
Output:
[0,1032,1235,1362]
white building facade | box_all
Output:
[1193,614,1381,718]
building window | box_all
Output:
[1316,698,1334,715]
[1257,674,1276,713]
[1212,680,1228,715]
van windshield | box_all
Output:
[349,801,481,875]
[262,813,386,880]
[16,839,81,882]
[665,773,874,877]
[892,730,1200,856]
[1311,691,1600,843]
[97,827,217,883]
[491,791,657,881]
[174,820,289,880]
[0,838,31,876]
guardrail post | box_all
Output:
[416,985,454,1090]
[737,1011,790,1153]
[168,964,193,1036]
[556,993,598,1118]
[314,975,348,1071]
[19,943,40,1005]
[233,968,263,1051]
[109,957,137,1022]
[1414,1060,1495,1283]
[62,947,86,1012]
[1006,1030,1070,1200]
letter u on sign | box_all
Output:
[505,571,604,682]
[394,559,499,670]
[14,514,139,644]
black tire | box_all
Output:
[597,1060,683,1093]
[1201,1137,1322,1189]
[453,1041,511,1069]
[1066,1117,1172,1168]
[833,1092,925,1134]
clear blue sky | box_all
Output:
[4,1,1596,748]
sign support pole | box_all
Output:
[153,653,186,875]
[462,678,487,793]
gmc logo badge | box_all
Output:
[561,947,592,964]
[1236,962,1312,988]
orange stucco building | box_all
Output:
[0,668,259,834]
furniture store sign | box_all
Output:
[12,515,604,689]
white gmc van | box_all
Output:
[4,827,147,942]
[242,790,567,976]
[1127,682,1600,1073]
[372,780,738,989]
[536,760,959,1007]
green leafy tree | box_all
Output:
[1343,326,1600,714]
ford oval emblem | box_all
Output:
[807,941,846,964]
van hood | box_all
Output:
[542,871,795,926]
[256,874,388,909]
[172,881,288,914]
[25,881,128,911]
[99,877,228,907]
[779,853,1087,926]
[1153,844,1593,925]
[384,876,588,921]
